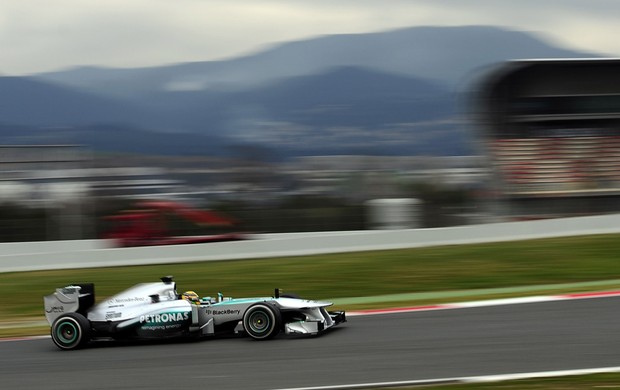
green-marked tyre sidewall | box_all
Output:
[51,313,91,350]
[243,303,281,340]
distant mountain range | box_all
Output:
[0,26,600,158]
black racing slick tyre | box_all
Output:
[51,313,91,350]
[243,303,282,340]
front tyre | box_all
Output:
[51,313,91,350]
[243,303,281,340]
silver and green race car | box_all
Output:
[43,276,346,350]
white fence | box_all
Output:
[2,213,620,273]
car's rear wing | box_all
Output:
[43,283,95,325]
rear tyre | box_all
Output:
[51,313,91,350]
[243,303,281,340]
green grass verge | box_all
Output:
[4,233,620,338]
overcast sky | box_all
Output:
[2,0,619,75]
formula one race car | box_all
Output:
[43,276,346,350]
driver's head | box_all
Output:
[181,291,200,303]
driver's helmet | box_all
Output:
[181,291,200,304]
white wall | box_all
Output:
[2,213,620,272]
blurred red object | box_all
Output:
[103,200,245,247]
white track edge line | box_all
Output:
[348,290,620,317]
[271,366,620,390]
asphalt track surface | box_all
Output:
[3,296,620,390]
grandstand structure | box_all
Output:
[476,58,620,218]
